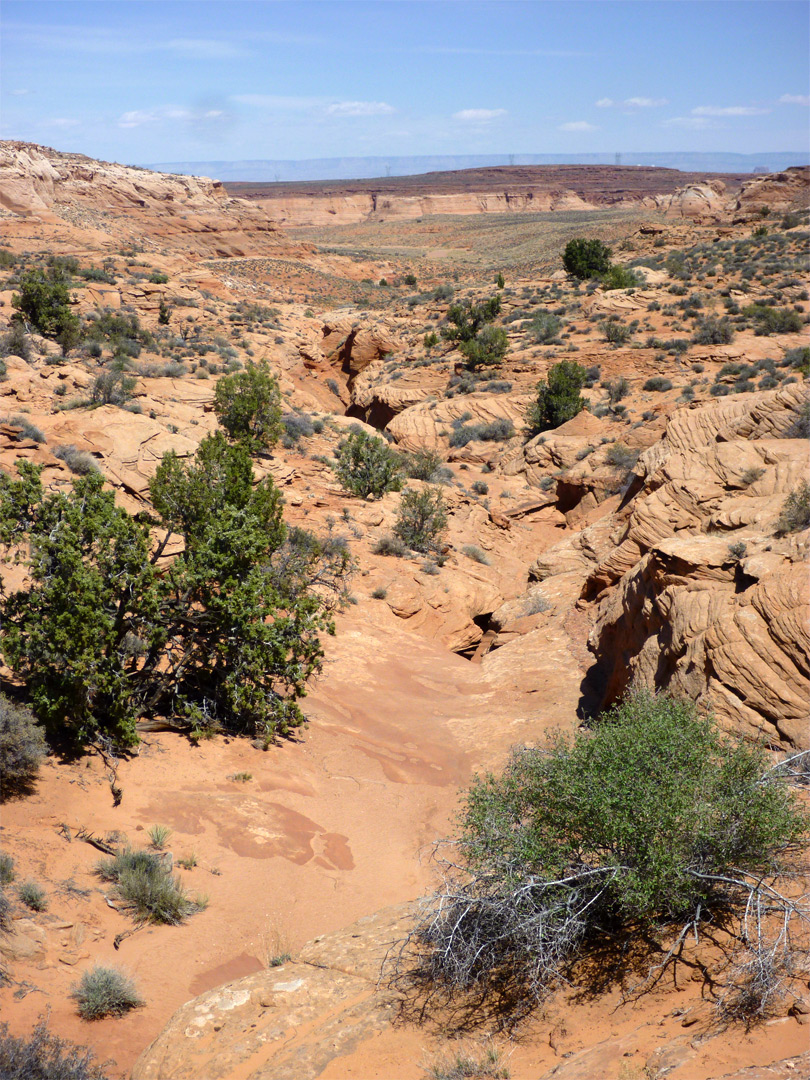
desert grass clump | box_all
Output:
[95,847,200,925]
[372,533,409,558]
[461,545,490,566]
[52,445,101,476]
[147,824,172,850]
[0,1019,110,1080]
[0,852,15,886]
[71,966,143,1021]
[424,1044,510,1079]
[17,880,47,911]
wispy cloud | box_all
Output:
[10,89,31,97]
[692,105,770,117]
[453,108,507,122]
[779,93,810,106]
[624,97,668,108]
[558,121,597,132]
[326,101,395,117]
[417,46,591,58]
[47,117,80,128]
[117,104,231,130]
[597,96,668,108]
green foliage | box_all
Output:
[11,268,78,348]
[394,487,448,554]
[148,825,172,850]
[17,879,47,911]
[526,361,587,434]
[95,847,201,924]
[601,265,642,290]
[0,852,15,885]
[604,442,639,471]
[528,311,561,344]
[441,296,501,344]
[601,318,632,344]
[333,428,403,498]
[562,238,612,279]
[0,322,31,363]
[692,316,735,345]
[743,304,803,336]
[459,325,509,370]
[71,966,143,1020]
[52,445,101,476]
[0,1019,111,1080]
[643,376,672,392]
[461,544,490,565]
[411,691,808,1008]
[0,694,47,798]
[0,436,347,748]
[403,448,444,482]
[213,359,283,454]
[776,479,810,533]
[90,370,136,407]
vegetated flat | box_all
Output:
[225,163,749,200]
[289,208,658,277]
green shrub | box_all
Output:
[0,322,31,362]
[11,268,79,351]
[744,304,803,336]
[404,448,444,482]
[562,238,612,280]
[526,361,587,434]
[213,359,282,454]
[17,880,47,911]
[0,695,47,798]
[441,296,501,344]
[406,691,809,1011]
[333,428,403,498]
[601,265,641,290]
[425,1045,510,1079]
[90,370,136,407]
[394,487,448,554]
[471,480,488,495]
[528,311,561,343]
[147,824,172,850]
[643,376,672,392]
[776,480,810,533]
[459,325,509,371]
[601,319,631,344]
[71,966,143,1020]
[148,271,169,284]
[604,377,630,404]
[0,1019,110,1080]
[8,415,45,443]
[692,316,734,344]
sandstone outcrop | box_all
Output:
[576,384,809,747]
[0,141,306,258]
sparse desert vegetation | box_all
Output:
[0,140,807,1080]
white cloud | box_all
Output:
[10,89,30,97]
[663,116,714,130]
[47,117,80,128]
[597,96,668,108]
[117,105,194,129]
[624,97,668,108]
[452,108,507,122]
[779,93,810,106]
[326,101,395,117]
[692,105,769,116]
[558,120,597,132]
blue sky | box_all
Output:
[1,1,808,164]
